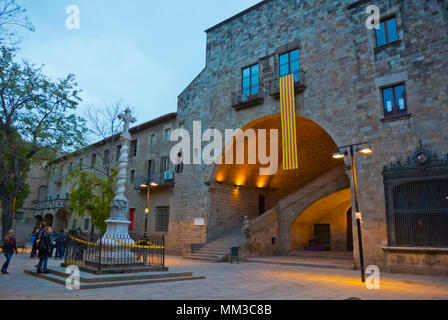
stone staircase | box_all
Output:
[185,228,242,262]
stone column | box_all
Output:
[99,108,136,264]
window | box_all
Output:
[84,218,90,231]
[242,64,259,96]
[68,162,73,173]
[147,160,154,178]
[279,49,300,82]
[164,128,171,142]
[160,156,170,173]
[155,207,169,232]
[150,134,156,146]
[385,178,448,247]
[130,170,135,184]
[382,83,407,117]
[103,149,110,165]
[375,17,398,47]
[116,145,122,162]
[130,140,138,157]
[175,152,184,173]
[90,154,96,168]
[79,158,83,170]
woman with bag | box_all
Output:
[2,230,18,274]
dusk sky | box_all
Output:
[17,0,259,125]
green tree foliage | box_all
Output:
[0,46,87,236]
[67,166,117,234]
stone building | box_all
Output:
[22,0,448,276]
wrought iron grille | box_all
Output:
[64,232,165,270]
[383,147,448,247]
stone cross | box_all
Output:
[118,107,136,134]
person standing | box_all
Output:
[36,226,52,274]
[2,230,18,274]
[55,230,67,260]
[49,231,56,257]
[30,229,39,258]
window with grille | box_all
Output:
[385,178,448,247]
[155,207,169,232]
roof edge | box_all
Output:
[205,0,274,33]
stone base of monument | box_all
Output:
[24,265,206,290]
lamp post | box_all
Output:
[333,142,373,283]
[140,179,158,235]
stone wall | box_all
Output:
[175,0,448,273]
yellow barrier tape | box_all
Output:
[68,234,164,249]
[105,236,164,249]
[65,259,86,266]
[68,234,97,246]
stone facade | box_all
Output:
[19,0,448,276]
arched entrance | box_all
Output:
[44,213,54,227]
[290,188,352,251]
[210,114,353,257]
[34,215,43,230]
[54,209,70,232]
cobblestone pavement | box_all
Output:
[1,253,448,300]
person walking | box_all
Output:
[36,226,52,274]
[30,229,39,258]
[2,230,18,274]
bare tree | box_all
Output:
[0,0,34,46]
[84,101,124,144]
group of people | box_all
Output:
[30,222,69,273]
[30,225,68,260]
[1,222,69,275]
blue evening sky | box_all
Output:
[17,0,259,124]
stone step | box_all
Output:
[45,266,192,283]
[201,242,240,249]
[184,255,223,262]
[24,269,206,290]
[196,249,230,255]
[187,253,224,259]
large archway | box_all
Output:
[209,114,351,251]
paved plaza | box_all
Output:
[1,253,448,300]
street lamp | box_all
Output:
[332,142,373,283]
[140,179,158,234]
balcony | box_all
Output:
[269,70,306,99]
[34,199,70,211]
[134,172,175,191]
[231,88,264,110]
